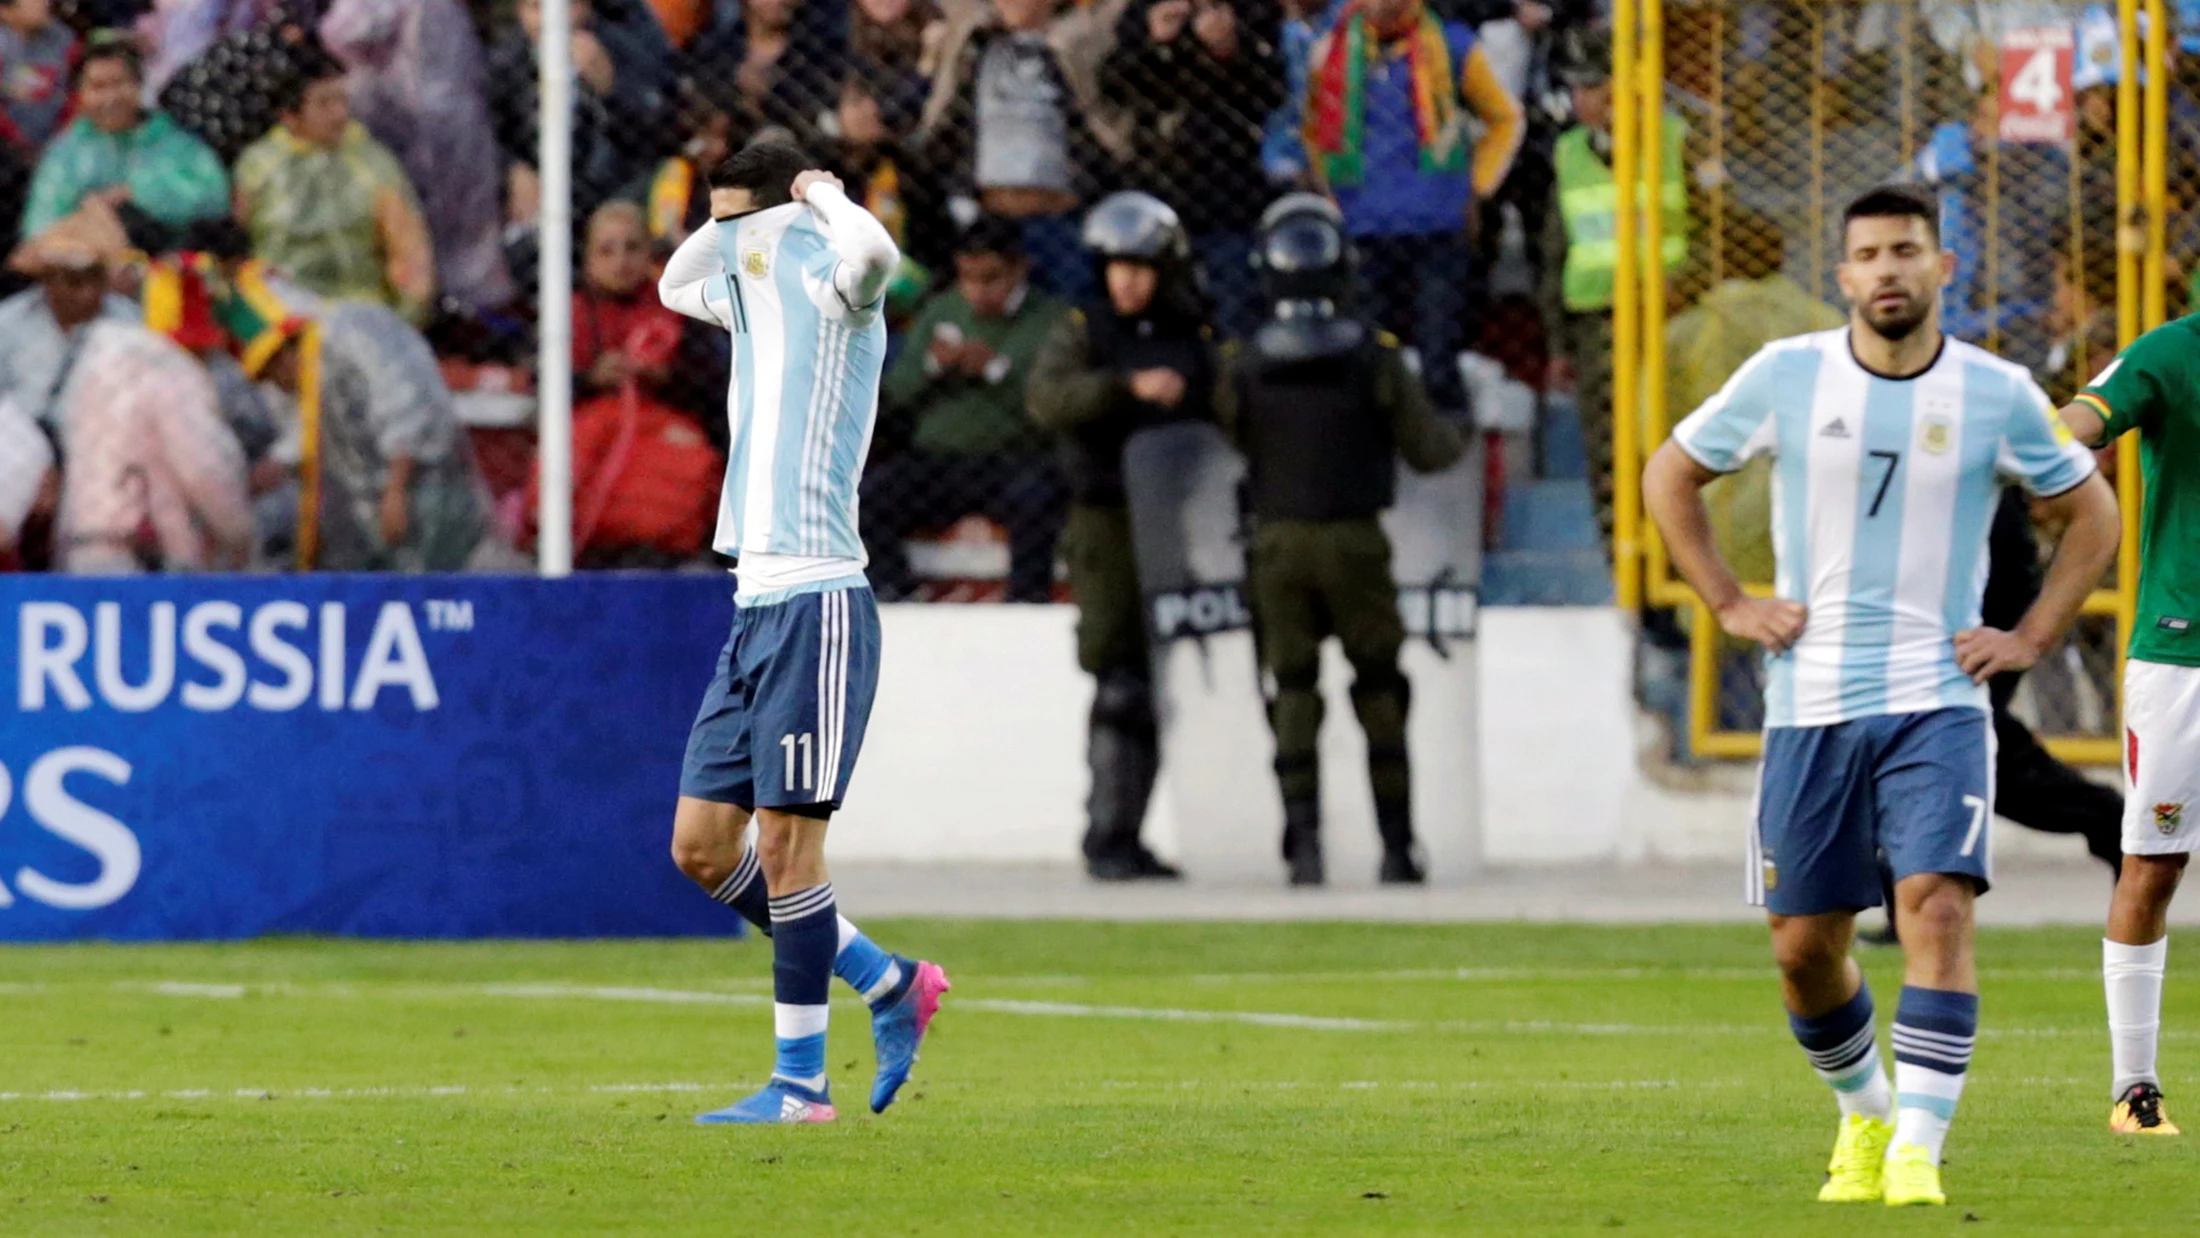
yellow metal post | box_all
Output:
[2145,0,2168,332]
[2118,0,2141,349]
[1641,0,1671,602]
[1612,0,1642,610]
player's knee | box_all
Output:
[1900,881,1975,947]
[1770,929,1846,981]
[2121,853,2189,905]
[669,833,733,889]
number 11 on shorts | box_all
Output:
[781,732,815,792]
[1961,794,1987,857]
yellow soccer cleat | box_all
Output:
[1816,1113,1894,1203]
[1881,1143,1946,1207]
[2111,1083,2182,1135]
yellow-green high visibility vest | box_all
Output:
[1557,120,1689,313]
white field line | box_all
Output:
[70,978,2200,1041]
[147,982,249,998]
[8,964,2123,1000]
[0,1074,2137,1106]
[482,984,771,1008]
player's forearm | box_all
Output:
[658,220,723,322]
[2059,399,2112,450]
[806,183,900,309]
[1643,441,1747,613]
[2015,473,2120,654]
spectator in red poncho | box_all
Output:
[574,200,684,405]
[541,197,721,566]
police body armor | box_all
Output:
[1064,308,1212,507]
[1237,321,1393,524]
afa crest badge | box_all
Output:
[1761,859,1779,893]
[742,247,769,279]
[2155,802,2184,834]
[1921,416,1954,455]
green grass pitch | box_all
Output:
[2,922,2195,1235]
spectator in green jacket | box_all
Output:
[861,216,1070,602]
[20,36,227,250]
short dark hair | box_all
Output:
[1841,183,1940,246]
[76,31,143,87]
[707,139,811,209]
[957,215,1024,260]
[276,47,348,117]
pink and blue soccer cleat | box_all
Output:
[869,959,950,1114]
[695,1080,836,1125]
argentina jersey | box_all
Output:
[697,204,888,564]
[1671,329,2097,728]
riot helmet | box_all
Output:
[1083,191,1195,318]
[1081,191,1191,264]
[1252,193,1354,308]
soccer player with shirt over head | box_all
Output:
[2064,312,2200,1137]
[657,140,949,1125]
[1643,183,2122,1206]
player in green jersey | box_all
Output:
[2065,319,2200,1136]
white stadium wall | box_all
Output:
[833,604,2103,871]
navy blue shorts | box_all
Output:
[1748,707,1995,916]
[679,586,882,813]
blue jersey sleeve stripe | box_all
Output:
[1673,347,1786,471]
[1992,368,2095,496]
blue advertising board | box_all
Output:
[0,574,747,941]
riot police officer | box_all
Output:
[1216,193,1465,886]
[1027,191,1215,881]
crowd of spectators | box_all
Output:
[2,0,2197,588]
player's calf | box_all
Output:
[2106,854,2188,1133]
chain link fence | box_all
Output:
[0,0,1572,587]
[0,0,2160,761]
[1640,0,2164,760]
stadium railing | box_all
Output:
[1608,0,2159,765]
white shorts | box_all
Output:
[2123,659,2200,855]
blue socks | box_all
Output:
[768,884,838,1093]
[713,847,905,1007]
[1789,981,1894,1121]
[711,848,770,924]
[835,919,908,1010]
[1891,985,1978,1165]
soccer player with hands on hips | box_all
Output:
[1643,184,2121,1206]
[656,141,950,1125]
[2063,305,2200,1137]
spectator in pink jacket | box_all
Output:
[56,316,254,572]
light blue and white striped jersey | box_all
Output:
[690,203,888,565]
[1671,329,2097,728]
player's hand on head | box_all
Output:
[1953,626,2044,683]
[791,170,847,203]
[1714,596,1808,656]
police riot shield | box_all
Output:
[1374,434,1482,882]
[1122,419,1483,883]
[1118,421,1274,880]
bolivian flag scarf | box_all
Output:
[1306,1,1466,187]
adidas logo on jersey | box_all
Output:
[1820,417,1851,439]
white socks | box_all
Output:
[1891,1062,1962,1162]
[2105,936,2169,1098]
[1837,1059,1896,1123]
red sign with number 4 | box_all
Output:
[2001,26,2075,144]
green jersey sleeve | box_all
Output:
[2078,321,2196,440]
